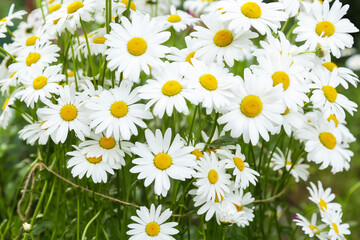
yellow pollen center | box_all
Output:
[272,71,290,90]
[234,204,243,212]
[208,169,219,184]
[26,36,40,46]
[0,18,6,22]
[87,156,102,164]
[110,101,128,118]
[168,14,182,23]
[233,157,245,171]
[332,223,339,234]
[99,136,116,149]
[33,76,48,90]
[53,18,60,24]
[319,198,328,211]
[9,72,16,79]
[162,80,182,96]
[67,71,75,77]
[309,225,320,235]
[185,51,196,64]
[199,74,218,91]
[154,153,172,170]
[2,98,10,111]
[67,1,84,14]
[214,193,224,202]
[241,2,262,19]
[319,132,336,149]
[145,222,160,236]
[323,62,338,72]
[120,0,137,11]
[127,37,147,56]
[26,52,41,66]
[240,95,263,118]
[286,161,292,165]
[49,4,62,13]
[192,149,203,160]
[48,0,55,4]
[322,86,337,102]
[282,107,290,115]
[327,114,339,127]
[93,37,107,44]
[213,30,233,47]
[316,21,335,37]
[60,104,78,121]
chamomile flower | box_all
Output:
[0,97,14,129]
[76,28,107,57]
[220,0,288,35]
[271,148,309,182]
[0,4,27,38]
[191,188,225,222]
[127,204,179,240]
[229,188,255,227]
[0,71,18,95]
[218,68,286,146]
[294,0,359,58]
[307,181,342,214]
[105,14,170,82]
[319,61,359,89]
[19,121,54,145]
[294,213,329,240]
[191,14,257,67]
[130,128,196,196]
[182,59,237,114]
[37,84,90,143]
[326,113,355,144]
[67,146,120,183]
[193,152,231,202]
[112,0,137,17]
[155,6,198,32]
[166,36,197,66]
[15,65,63,107]
[86,82,152,141]
[276,107,306,136]
[322,211,350,240]
[138,61,198,118]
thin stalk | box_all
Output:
[6,27,15,38]
[67,30,79,91]
[81,209,102,240]
[187,105,198,145]
[203,112,219,150]
[0,47,16,62]
[80,19,97,88]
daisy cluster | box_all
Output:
[0,0,358,238]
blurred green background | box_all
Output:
[0,0,359,239]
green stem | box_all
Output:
[6,27,15,38]
[67,30,79,91]
[203,112,219,150]
[0,47,16,62]
[30,181,48,227]
[80,19,97,88]
[187,105,198,145]
[81,209,102,240]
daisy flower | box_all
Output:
[193,152,231,202]
[127,204,179,240]
[307,181,342,214]
[112,0,137,17]
[326,113,355,144]
[86,82,152,141]
[218,68,286,146]
[76,28,107,58]
[105,14,170,82]
[138,61,198,118]
[220,0,288,35]
[322,211,350,240]
[0,97,14,129]
[271,148,309,182]
[293,0,359,58]
[37,85,91,143]
[155,6,199,32]
[15,65,63,107]
[166,36,197,66]
[130,128,197,197]
[0,4,27,38]
[67,146,120,183]
[191,188,225,222]
[228,188,255,227]
[319,61,359,89]
[182,59,237,114]
[19,121,54,146]
[190,14,257,67]
[310,68,357,119]
[275,107,305,136]
[293,213,329,240]
[0,71,18,95]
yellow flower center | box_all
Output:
[2,98,10,111]
[286,161,292,166]
[67,1,84,14]
[322,86,337,103]
[241,2,262,19]
[67,71,75,77]
[322,62,338,72]
[53,18,60,24]
[26,36,40,46]
[110,101,128,118]
[315,21,335,37]
[233,157,245,171]
[281,107,290,115]
[192,149,203,160]
[213,30,233,47]
[240,95,263,118]
[60,104,78,121]
[272,71,290,90]
[309,225,320,235]
[234,204,243,212]
[49,3,62,13]
[327,114,339,127]
[48,0,55,4]
[185,51,196,64]
[208,169,219,184]
[87,156,102,164]
[0,18,6,22]
[127,37,147,56]
[199,74,218,91]
[99,136,116,149]
[26,52,41,66]
[120,0,137,11]
[214,193,224,202]
[167,14,182,23]
[153,153,172,170]
[9,72,16,79]
[332,223,339,234]
[319,132,336,149]
[93,37,107,44]
[33,76,48,90]
[145,222,160,236]
[162,80,182,96]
